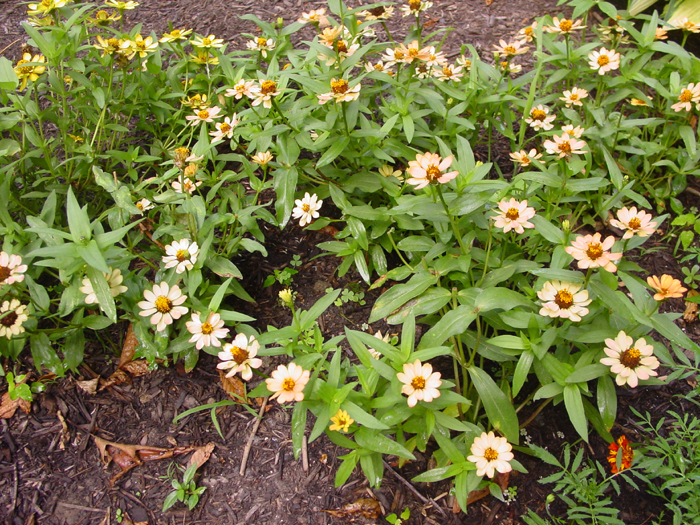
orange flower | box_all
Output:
[647,274,687,301]
[607,435,633,473]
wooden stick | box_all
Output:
[239,397,268,476]
[301,434,309,473]
[382,460,447,517]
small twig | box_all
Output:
[9,463,18,516]
[382,460,447,517]
[239,397,268,476]
[56,502,105,513]
[301,434,309,473]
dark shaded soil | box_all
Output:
[2,1,700,525]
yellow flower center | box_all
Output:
[302,203,311,212]
[220,122,232,133]
[426,164,442,181]
[202,37,212,46]
[409,0,421,10]
[570,93,579,101]
[282,377,296,391]
[331,79,349,94]
[15,60,33,75]
[504,45,516,54]
[197,109,210,119]
[531,109,546,121]
[200,322,214,335]
[411,376,426,390]
[524,27,533,36]
[441,66,452,76]
[136,202,144,210]
[559,19,573,32]
[175,147,190,158]
[680,89,692,103]
[554,289,574,309]
[175,249,189,262]
[505,208,520,221]
[409,47,419,57]
[260,80,277,94]
[0,311,18,327]
[394,50,405,60]
[619,347,641,369]
[374,63,384,71]
[257,37,268,47]
[597,54,610,66]
[0,266,12,283]
[586,242,603,260]
[628,217,641,230]
[336,40,348,54]
[154,295,172,313]
[558,140,572,154]
[230,345,249,365]
[484,447,499,461]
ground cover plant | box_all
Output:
[2,0,700,522]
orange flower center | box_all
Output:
[554,289,574,309]
[394,50,405,60]
[505,208,520,220]
[0,311,18,327]
[220,122,232,134]
[409,0,421,9]
[441,66,452,76]
[408,47,419,57]
[411,376,426,390]
[282,377,296,391]
[154,296,172,313]
[570,93,579,101]
[336,40,348,53]
[175,249,189,262]
[524,27,533,36]
[0,266,11,283]
[331,79,349,94]
[200,322,214,335]
[197,109,210,119]
[374,63,384,71]
[597,54,610,66]
[620,347,641,369]
[484,447,499,461]
[628,217,641,230]
[257,37,268,47]
[558,140,572,154]
[680,89,692,102]
[586,242,603,260]
[230,345,249,365]
[531,109,546,121]
[426,164,442,181]
[136,202,144,210]
[260,80,277,94]
[504,45,516,54]
[301,203,311,212]
[559,19,573,32]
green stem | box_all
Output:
[436,184,468,256]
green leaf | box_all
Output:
[292,401,307,460]
[81,315,114,330]
[205,256,242,278]
[565,364,608,384]
[402,114,415,143]
[25,276,50,312]
[66,187,92,243]
[530,215,565,244]
[474,288,533,313]
[368,272,437,323]
[344,401,389,430]
[355,427,415,459]
[512,350,534,397]
[597,375,617,431]
[316,136,351,168]
[64,327,85,371]
[85,265,117,323]
[563,384,588,442]
[30,332,63,376]
[334,451,359,487]
[0,57,18,90]
[468,367,519,443]
[418,305,476,348]
[299,288,340,331]
[273,167,298,228]
[76,240,110,273]
[162,491,180,512]
[602,146,623,190]
[208,277,234,312]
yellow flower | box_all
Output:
[329,410,354,432]
[27,0,67,16]
[87,10,120,26]
[191,34,224,49]
[160,28,192,43]
[122,34,157,58]
[104,0,139,9]
[14,53,46,91]
[252,151,273,165]
[189,51,219,65]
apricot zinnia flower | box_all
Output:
[600,331,659,388]
[493,198,536,234]
[647,274,687,301]
[317,78,361,104]
[543,132,587,158]
[397,359,441,407]
[538,280,591,322]
[525,104,555,131]
[588,48,620,75]
[406,152,458,189]
[565,232,622,272]
[545,17,585,34]
[217,333,262,380]
[467,432,514,478]
[671,83,700,112]
[609,207,657,239]
[560,87,588,107]
[493,39,529,57]
[509,149,542,167]
[266,363,310,403]
[607,435,633,473]
[138,282,188,332]
[187,312,229,350]
[0,252,27,286]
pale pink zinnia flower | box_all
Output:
[560,87,588,107]
[187,312,229,349]
[266,362,310,403]
[493,198,536,234]
[509,149,542,167]
[0,252,27,286]
[467,432,514,478]
[543,132,587,158]
[609,207,657,239]
[406,152,459,189]
[225,79,256,100]
[217,333,262,380]
[396,359,442,407]
[671,83,700,112]
[565,232,622,273]
[588,48,620,76]
[537,280,591,322]
[600,331,659,388]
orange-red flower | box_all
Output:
[607,435,633,473]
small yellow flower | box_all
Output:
[189,51,219,65]
[329,409,354,432]
[14,53,46,91]
[27,0,67,16]
[87,10,121,26]
[160,28,192,43]
[252,151,273,166]
[191,34,224,49]
[104,0,139,9]
[279,288,294,306]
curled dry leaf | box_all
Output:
[323,498,381,519]
[76,378,99,395]
[94,436,203,485]
[0,391,31,419]
[187,442,215,470]
[218,370,247,402]
[684,290,699,323]
[119,324,139,367]
[57,410,69,450]
[100,324,151,391]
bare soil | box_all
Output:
[2,1,700,525]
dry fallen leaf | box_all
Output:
[323,498,381,519]
[100,325,152,391]
[219,370,247,402]
[57,410,69,450]
[76,378,99,395]
[187,442,215,470]
[121,360,150,377]
[684,290,699,323]
[94,436,204,485]
[0,392,31,419]
[119,324,139,367]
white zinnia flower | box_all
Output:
[138,282,188,332]
[162,239,199,274]
[396,359,442,407]
[292,193,323,227]
[600,331,660,388]
[537,280,592,322]
[186,312,229,350]
[217,333,263,380]
[467,432,514,478]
